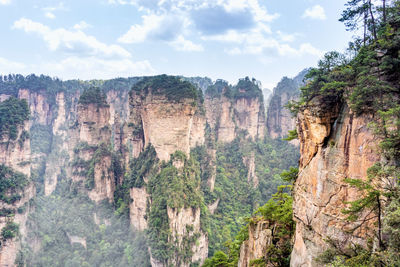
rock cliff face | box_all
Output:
[205,94,236,142]
[266,70,307,143]
[15,89,72,196]
[0,106,33,266]
[76,103,111,146]
[130,187,148,231]
[243,152,258,188]
[18,89,52,126]
[71,101,115,203]
[0,184,35,267]
[167,206,208,266]
[129,91,205,161]
[291,96,380,266]
[238,220,272,267]
[204,90,265,143]
[128,85,209,266]
[15,87,133,199]
[234,97,265,141]
[0,126,30,177]
[44,92,68,196]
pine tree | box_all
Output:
[340,0,379,42]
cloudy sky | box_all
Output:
[0,0,353,89]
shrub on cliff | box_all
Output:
[233,77,263,100]
[205,79,231,98]
[146,151,204,264]
[288,1,400,116]
[1,222,19,241]
[132,75,199,102]
[0,97,29,140]
[78,86,109,107]
[254,185,294,267]
[0,164,29,204]
[203,182,295,267]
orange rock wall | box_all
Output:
[291,98,380,266]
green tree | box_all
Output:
[78,87,108,106]
[1,222,19,240]
[342,176,384,248]
[0,97,30,140]
[202,251,230,267]
[340,0,377,42]
[283,129,298,142]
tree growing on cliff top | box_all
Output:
[131,74,199,103]
[340,0,378,42]
[0,97,30,140]
[340,0,392,44]
[78,86,109,107]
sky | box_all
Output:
[0,0,354,89]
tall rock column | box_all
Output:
[266,70,308,144]
[0,98,34,266]
[291,96,380,266]
[70,88,115,203]
[127,76,208,266]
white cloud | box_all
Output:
[42,2,68,19]
[204,28,322,58]
[302,5,326,20]
[45,12,56,19]
[234,0,279,23]
[0,56,155,80]
[0,0,11,5]
[13,18,131,59]
[118,14,165,43]
[224,47,242,55]
[169,35,203,51]
[114,0,322,58]
[118,13,203,52]
[116,0,278,53]
[0,57,26,73]
[73,21,92,30]
[277,31,297,43]
[109,0,279,22]
[108,0,128,4]
[10,17,157,80]
[299,43,323,57]
[43,2,67,12]
[201,25,270,45]
[39,56,155,80]
[42,2,67,18]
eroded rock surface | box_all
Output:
[0,111,33,266]
[130,92,204,161]
[130,187,148,231]
[291,98,380,266]
[238,220,273,267]
[167,207,208,267]
[266,70,307,145]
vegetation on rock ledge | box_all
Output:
[78,87,109,107]
[0,97,29,140]
[146,150,204,265]
[0,164,29,204]
[203,183,295,267]
[132,75,200,103]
